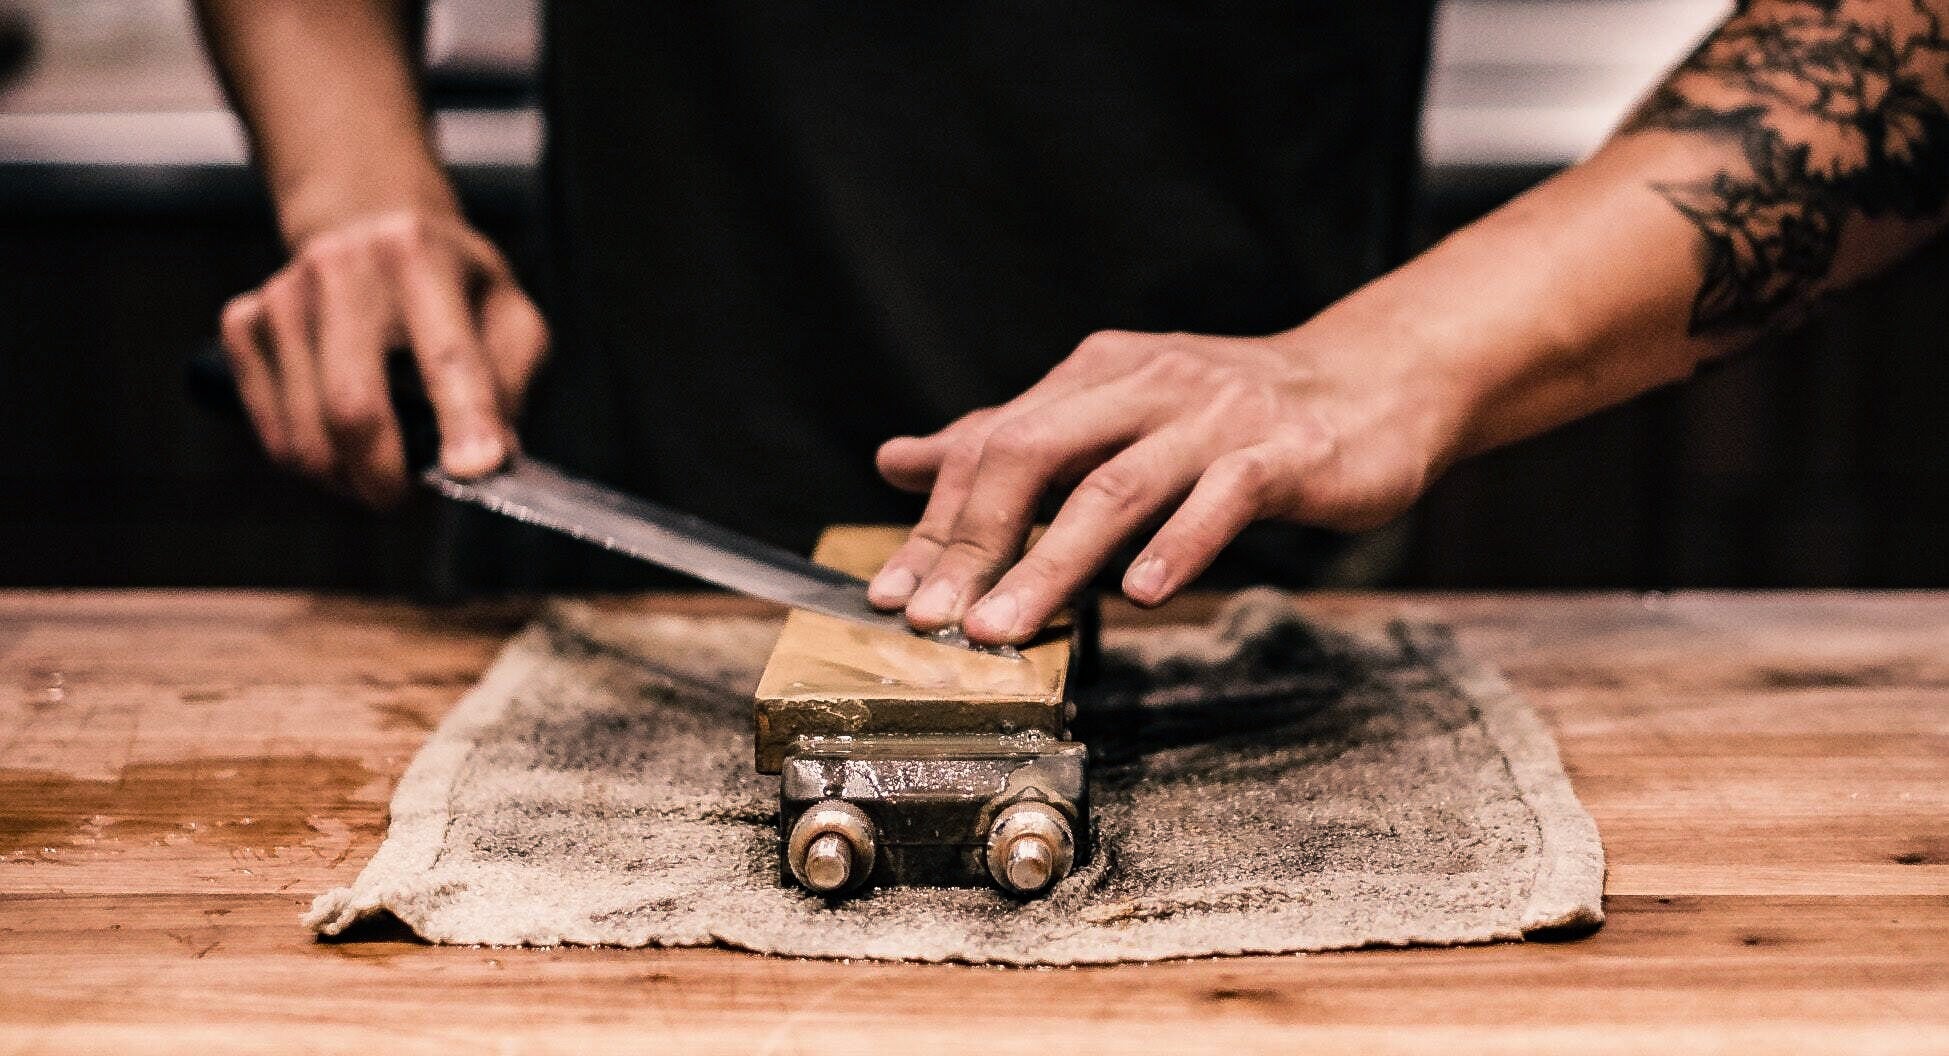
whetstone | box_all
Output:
[752,525,1075,773]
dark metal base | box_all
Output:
[779,733,1088,895]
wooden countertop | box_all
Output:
[2,590,1944,1054]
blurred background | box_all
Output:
[2,0,1946,593]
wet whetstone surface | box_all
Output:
[306,592,1604,964]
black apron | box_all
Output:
[446,2,1433,592]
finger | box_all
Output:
[218,292,289,463]
[387,245,510,477]
[871,383,1131,612]
[877,403,1015,495]
[871,333,1171,603]
[477,278,549,417]
[1122,443,1314,606]
[258,273,335,481]
[313,251,407,505]
[963,427,1209,644]
[449,221,518,283]
[874,332,1145,492]
[866,436,985,608]
[877,426,971,494]
[448,230,546,415]
[905,380,1163,632]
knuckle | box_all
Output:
[979,420,1052,466]
[377,211,431,245]
[1074,329,1141,366]
[1076,462,1149,512]
[936,442,985,483]
[912,486,965,530]
[475,240,513,274]
[300,233,364,274]
[1279,404,1338,453]
[944,408,999,444]
[219,296,259,340]
[1207,377,1262,414]
[288,254,331,291]
[1076,329,1127,353]
[517,307,551,359]
[1212,446,1284,498]
[943,536,1009,567]
[1007,549,1065,591]
[321,387,386,439]
[934,409,998,451]
[373,215,442,266]
[420,340,478,374]
[1139,347,1207,386]
[905,525,953,552]
[1209,381,1287,432]
[258,274,305,319]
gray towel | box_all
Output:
[307,592,1604,964]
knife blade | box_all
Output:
[424,456,924,637]
[187,348,990,651]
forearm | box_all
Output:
[199,2,549,495]
[1312,0,1949,461]
[194,0,458,246]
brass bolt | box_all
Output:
[985,801,1074,897]
[787,800,876,896]
[803,832,852,891]
[1003,834,1055,891]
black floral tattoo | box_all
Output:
[1624,0,1949,333]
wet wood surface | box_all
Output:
[1,589,1945,1054]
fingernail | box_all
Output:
[447,436,505,476]
[1125,556,1169,602]
[966,592,1019,640]
[906,577,962,626]
[869,566,919,605]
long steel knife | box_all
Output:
[424,456,922,636]
[187,350,970,647]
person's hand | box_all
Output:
[867,325,1476,645]
[218,209,548,504]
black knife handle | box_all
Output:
[185,346,442,475]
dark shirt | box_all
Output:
[448,2,1434,591]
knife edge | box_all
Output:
[426,457,1006,652]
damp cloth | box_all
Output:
[306,591,1604,964]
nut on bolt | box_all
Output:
[787,799,876,895]
[985,801,1075,897]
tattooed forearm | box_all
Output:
[1623,0,1949,334]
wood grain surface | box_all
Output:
[1,589,1945,1054]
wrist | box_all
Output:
[273,163,463,249]
[1275,286,1500,478]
